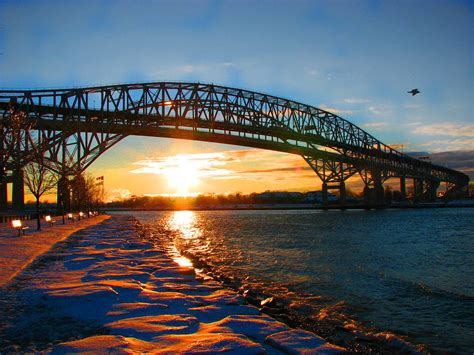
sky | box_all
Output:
[1,0,473,199]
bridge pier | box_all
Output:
[304,157,356,209]
[413,178,423,202]
[0,182,7,211]
[12,169,25,211]
[427,180,440,202]
[71,174,87,212]
[426,180,439,202]
[360,170,386,208]
[414,178,439,202]
[400,177,407,200]
[57,176,72,213]
[339,182,347,205]
[362,184,385,207]
[444,182,469,199]
[322,182,346,207]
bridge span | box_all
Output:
[0,82,469,209]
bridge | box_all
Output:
[0,82,469,210]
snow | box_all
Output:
[0,215,345,353]
[0,215,109,287]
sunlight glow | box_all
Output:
[169,210,202,240]
[131,152,235,195]
[165,156,200,195]
[167,211,202,268]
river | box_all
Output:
[119,208,474,352]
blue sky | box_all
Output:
[1,0,473,197]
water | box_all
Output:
[123,208,474,352]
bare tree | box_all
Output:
[24,160,57,230]
[70,173,104,213]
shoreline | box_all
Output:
[143,222,424,353]
[0,215,346,353]
[104,200,474,212]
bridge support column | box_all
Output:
[322,182,346,207]
[360,170,386,208]
[304,157,357,209]
[426,180,440,202]
[71,173,87,212]
[444,182,469,199]
[413,178,423,203]
[0,182,7,211]
[57,176,71,213]
[12,169,25,211]
[400,177,406,200]
[339,182,347,206]
[321,183,328,206]
[374,175,384,206]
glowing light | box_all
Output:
[167,212,200,269]
[173,255,193,268]
[165,156,200,195]
[163,101,173,106]
[169,211,202,240]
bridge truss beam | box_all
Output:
[0,82,469,209]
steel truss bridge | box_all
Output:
[0,82,469,209]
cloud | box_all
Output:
[366,105,383,115]
[419,139,474,152]
[341,98,370,104]
[319,104,353,115]
[428,150,474,169]
[427,150,474,178]
[151,62,241,82]
[128,149,316,187]
[412,123,474,138]
[387,143,411,151]
[362,121,388,128]
[109,188,132,201]
[130,152,236,178]
[129,149,279,180]
[241,166,312,174]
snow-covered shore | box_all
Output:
[0,214,345,353]
[0,214,110,287]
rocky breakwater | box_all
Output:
[0,215,345,353]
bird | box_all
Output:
[408,89,420,96]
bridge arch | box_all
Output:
[0,82,469,208]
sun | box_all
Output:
[165,156,200,195]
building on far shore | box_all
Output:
[303,191,338,204]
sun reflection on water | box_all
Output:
[169,210,202,240]
[167,211,202,268]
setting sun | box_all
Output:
[130,151,241,196]
[165,156,200,195]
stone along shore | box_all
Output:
[0,215,345,353]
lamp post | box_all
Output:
[59,191,65,224]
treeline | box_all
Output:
[106,192,314,209]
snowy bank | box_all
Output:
[0,215,345,353]
[0,215,109,287]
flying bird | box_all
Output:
[408,89,420,96]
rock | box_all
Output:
[213,314,290,343]
[260,297,276,307]
[265,329,331,354]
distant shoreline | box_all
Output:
[105,200,474,212]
